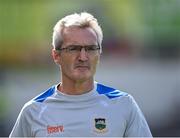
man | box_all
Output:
[10,12,152,137]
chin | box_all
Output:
[73,74,92,82]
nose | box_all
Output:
[78,48,88,61]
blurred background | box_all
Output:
[0,0,180,136]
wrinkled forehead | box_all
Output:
[62,26,98,46]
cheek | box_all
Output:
[60,57,74,70]
[91,56,100,68]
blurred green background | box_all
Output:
[0,0,180,136]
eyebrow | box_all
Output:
[67,44,98,46]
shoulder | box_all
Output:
[96,83,129,99]
[32,85,56,103]
[20,85,56,114]
[96,83,138,109]
[96,83,139,113]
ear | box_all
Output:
[52,49,61,65]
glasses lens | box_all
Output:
[86,45,99,51]
[59,45,100,54]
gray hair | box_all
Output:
[52,12,103,53]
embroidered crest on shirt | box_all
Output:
[94,118,108,133]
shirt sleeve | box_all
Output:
[9,104,33,137]
[124,95,152,137]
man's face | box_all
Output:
[55,27,100,83]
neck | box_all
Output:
[58,78,94,95]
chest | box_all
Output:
[32,102,128,137]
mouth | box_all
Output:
[75,66,89,69]
[74,64,90,70]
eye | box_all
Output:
[68,46,79,51]
[87,45,99,51]
[87,47,95,51]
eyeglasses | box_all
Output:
[56,45,100,55]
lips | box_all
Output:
[75,65,89,69]
[74,64,90,69]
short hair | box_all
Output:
[52,12,103,53]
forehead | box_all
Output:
[62,27,98,46]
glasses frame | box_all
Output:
[56,45,101,55]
